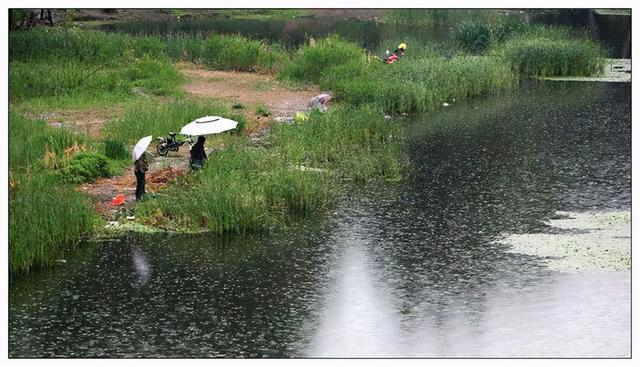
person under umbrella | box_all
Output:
[134,152,149,201]
[190,136,207,170]
[132,135,152,202]
[180,116,239,170]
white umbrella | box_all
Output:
[180,116,238,136]
[132,135,152,161]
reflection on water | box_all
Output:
[304,225,405,357]
[131,247,151,287]
[9,82,630,357]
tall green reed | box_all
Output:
[9,171,96,275]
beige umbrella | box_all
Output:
[180,116,238,136]
[132,135,152,161]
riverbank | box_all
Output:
[9,21,609,274]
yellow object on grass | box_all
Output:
[295,112,309,123]
[398,43,407,50]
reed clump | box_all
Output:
[202,34,287,72]
[497,32,605,77]
[279,35,367,85]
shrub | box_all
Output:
[60,151,111,183]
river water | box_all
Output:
[96,10,630,58]
[9,81,630,357]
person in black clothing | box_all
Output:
[190,136,207,170]
[134,152,149,201]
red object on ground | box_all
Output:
[111,194,126,206]
[386,54,398,64]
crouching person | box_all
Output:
[190,136,207,170]
[307,93,331,112]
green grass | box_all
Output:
[271,106,408,183]
[10,55,183,102]
[277,35,517,114]
[255,105,272,117]
[103,99,246,144]
[136,141,333,233]
[453,21,492,54]
[9,27,128,63]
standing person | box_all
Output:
[190,136,207,170]
[134,151,149,201]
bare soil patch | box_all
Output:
[178,63,320,120]
[83,151,191,219]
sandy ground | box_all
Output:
[497,210,630,273]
